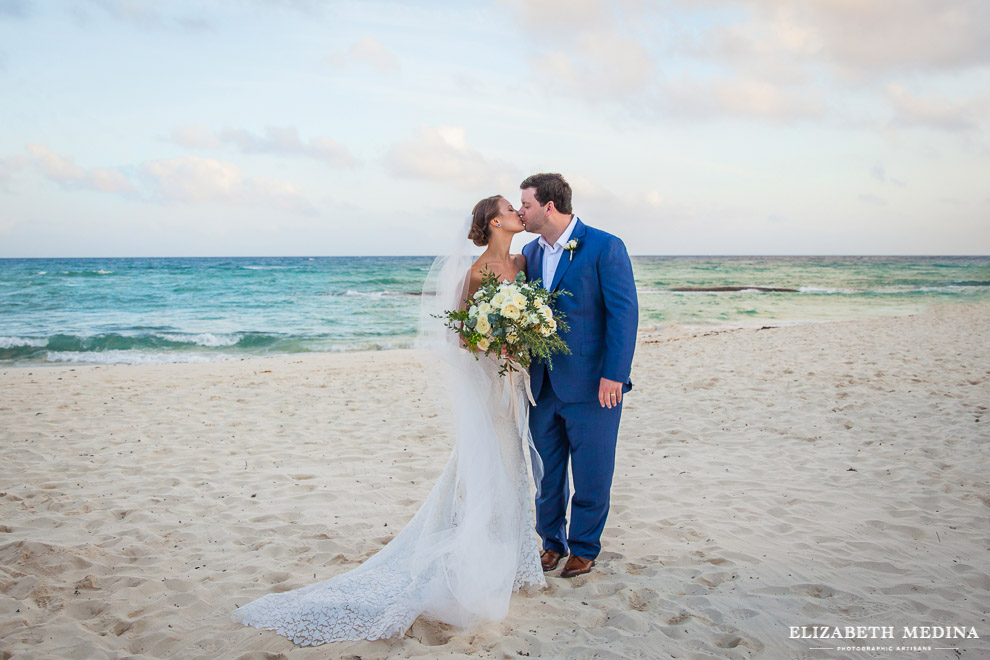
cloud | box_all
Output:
[560,174,682,240]
[138,156,311,211]
[871,163,911,187]
[569,174,665,213]
[506,0,990,128]
[70,0,212,31]
[507,0,656,101]
[502,0,609,29]
[681,8,824,85]
[658,76,825,121]
[507,0,826,123]
[169,124,358,168]
[23,144,311,211]
[679,0,990,77]
[27,144,135,193]
[530,30,656,100]
[0,0,31,19]
[169,124,222,150]
[249,0,325,15]
[787,0,990,76]
[385,126,518,191]
[884,85,988,132]
[858,193,887,206]
[330,37,400,75]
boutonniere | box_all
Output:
[564,238,579,261]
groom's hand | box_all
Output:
[599,378,623,408]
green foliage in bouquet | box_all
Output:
[437,268,571,376]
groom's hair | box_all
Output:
[520,173,572,214]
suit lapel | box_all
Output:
[526,240,544,289]
[549,218,586,293]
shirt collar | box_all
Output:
[538,215,579,252]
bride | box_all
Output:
[232,195,547,645]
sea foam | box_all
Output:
[46,350,226,365]
[154,333,242,347]
[0,336,48,349]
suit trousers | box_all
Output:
[530,364,623,560]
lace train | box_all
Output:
[232,352,546,645]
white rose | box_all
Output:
[477,302,492,316]
[468,305,479,317]
[501,302,521,320]
[475,316,491,334]
[511,293,527,308]
[473,290,485,300]
[491,293,507,307]
[540,324,553,337]
[527,313,540,326]
[540,305,553,320]
[476,337,490,351]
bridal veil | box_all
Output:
[231,216,545,644]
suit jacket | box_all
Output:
[522,218,638,403]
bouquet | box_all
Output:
[437,269,570,376]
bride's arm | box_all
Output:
[456,268,482,352]
[459,269,482,312]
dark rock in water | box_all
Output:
[669,286,799,292]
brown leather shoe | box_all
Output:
[540,549,566,572]
[560,555,595,578]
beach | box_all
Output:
[1,301,988,659]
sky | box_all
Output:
[0,0,988,257]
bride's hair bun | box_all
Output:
[469,195,502,247]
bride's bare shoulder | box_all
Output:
[512,254,527,276]
[464,261,487,291]
[468,258,492,279]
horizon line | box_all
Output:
[2,254,990,260]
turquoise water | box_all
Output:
[1,256,988,365]
[633,255,990,328]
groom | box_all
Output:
[518,173,638,579]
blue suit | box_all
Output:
[523,218,638,560]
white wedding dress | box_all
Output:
[232,241,547,645]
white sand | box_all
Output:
[2,302,988,659]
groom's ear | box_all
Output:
[545,201,555,216]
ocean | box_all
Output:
[1,255,988,366]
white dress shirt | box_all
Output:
[538,215,579,290]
